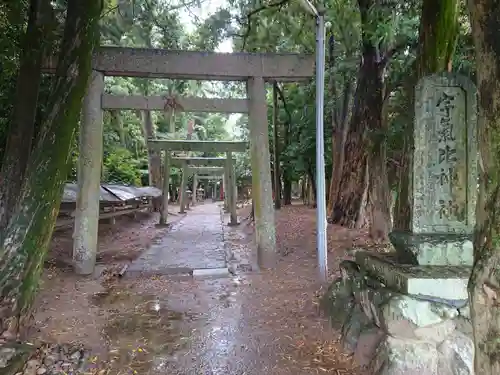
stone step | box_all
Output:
[355,251,471,300]
[192,267,230,278]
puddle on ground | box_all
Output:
[88,286,197,375]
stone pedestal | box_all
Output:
[389,231,473,266]
[322,258,474,375]
[355,251,470,301]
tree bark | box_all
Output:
[467,1,500,373]
[393,0,459,231]
[0,0,53,233]
[331,43,379,229]
[327,80,354,218]
[282,120,292,205]
[283,177,292,205]
[301,177,306,204]
[111,110,126,147]
[331,0,397,240]
[272,83,281,209]
[0,1,102,372]
[392,73,416,231]
[306,166,317,207]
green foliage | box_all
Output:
[0,0,476,193]
[0,1,26,158]
[103,147,142,185]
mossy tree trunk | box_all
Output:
[393,0,459,231]
[330,0,389,238]
[0,0,54,233]
[468,1,500,373]
[0,0,102,373]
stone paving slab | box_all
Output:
[127,203,227,275]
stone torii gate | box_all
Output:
[45,47,314,274]
[186,166,224,205]
[102,95,249,114]
[196,174,224,201]
[155,141,245,224]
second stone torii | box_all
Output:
[148,140,246,227]
[185,166,225,207]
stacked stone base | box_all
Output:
[323,253,473,374]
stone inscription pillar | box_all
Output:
[390,73,478,266]
[248,77,276,267]
[73,70,105,275]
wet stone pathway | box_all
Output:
[127,203,228,276]
[86,202,361,375]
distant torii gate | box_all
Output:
[186,167,224,207]
[164,149,243,223]
[44,46,314,274]
[196,173,224,201]
[168,152,242,225]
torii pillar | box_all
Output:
[73,71,104,275]
[192,173,198,206]
[158,150,170,226]
[222,173,229,212]
[248,77,276,267]
[226,151,238,226]
[179,162,189,213]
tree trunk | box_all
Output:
[331,44,379,228]
[467,1,500,373]
[393,0,459,231]
[283,176,292,205]
[306,166,317,207]
[301,177,307,204]
[327,80,354,218]
[112,110,126,147]
[282,120,292,205]
[0,0,53,233]
[366,128,392,240]
[331,0,394,240]
[272,83,281,209]
[392,73,416,231]
[0,1,102,372]
[142,110,161,188]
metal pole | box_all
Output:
[316,13,328,282]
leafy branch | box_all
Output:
[235,0,291,51]
[379,38,419,67]
[274,83,293,125]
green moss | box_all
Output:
[0,0,103,319]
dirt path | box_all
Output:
[31,202,367,375]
